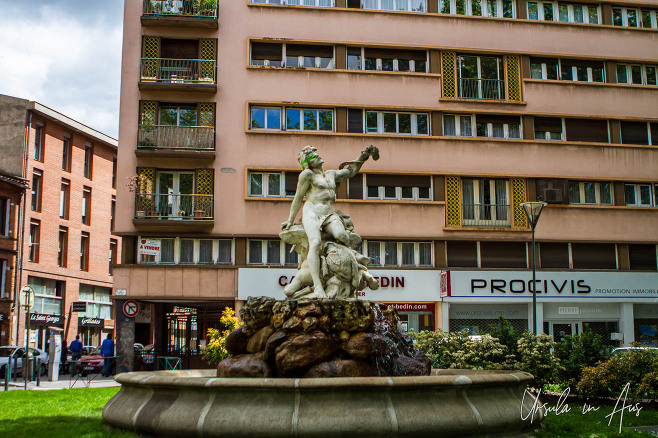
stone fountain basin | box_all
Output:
[103,369,543,437]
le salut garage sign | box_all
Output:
[238,269,441,302]
[443,271,658,300]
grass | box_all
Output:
[536,394,658,437]
[0,387,137,437]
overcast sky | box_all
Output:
[0,0,124,139]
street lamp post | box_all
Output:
[520,201,547,335]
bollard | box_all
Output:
[36,358,40,386]
[12,357,18,382]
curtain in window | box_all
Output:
[443,115,456,136]
[381,0,394,10]
[284,243,298,265]
[199,240,213,263]
[402,243,415,265]
[267,240,280,264]
[218,240,231,264]
[462,179,475,219]
[460,116,472,136]
[368,241,381,265]
[419,242,432,265]
[384,242,397,265]
[180,239,194,263]
[364,0,377,8]
[249,240,262,264]
[495,180,508,220]
[161,239,175,262]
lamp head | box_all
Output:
[520,201,547,229]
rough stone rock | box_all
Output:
[303,359,378,378]
[246,326,275,354]
[264,330,288,356]
[331,300,374,332]
[275,330,338,374]
[338,331,350,342]
[317,315,331,332]
[271,301,297,329]
[240,296,276,330]
[302,317,318,331]
[224,325,250,355]
[295,302,323,320]
[343,332,395,359]
[217,353,272,378]
[283,315,303,331]
[394,354,431,376]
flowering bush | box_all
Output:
[516,332,563,390]
[201,307,242,365]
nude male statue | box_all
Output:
[281,145,379,297]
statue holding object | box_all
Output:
[280,145,380,300]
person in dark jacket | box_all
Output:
[100,334,115,377]
[69,335,83,376]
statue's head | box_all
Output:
[298,146,318,170]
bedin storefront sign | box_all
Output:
[237,269,442,302]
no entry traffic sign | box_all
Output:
[123,300,139,318]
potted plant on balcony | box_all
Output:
[200,0,217,16]
[194,209,205,218]
[126,174,149,218]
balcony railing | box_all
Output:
[142,0,218,18]
[458,78,505,100]
[138,125,215,150]
[462,204,511,227]
[135,193,213,219]
[140,58,216,84]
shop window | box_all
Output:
[629,244,657,271]
[365,111,429,135]
[248,239,298,266]
[616,64,658,86]
[480,242,527,268]
[539,242,569,269]
[527,1,599,24]
[613,7,657,29]
[534,117,564,141]
[31,170,42,212]
[139,238,232,265]
[446,241,478,267]
[564,118,609,143]
[347,47,428,73]
[440,0,514,18]
[29,220,40,263]
[568,181,612,205]
[62,137,72,171]
[248,171,300,198]
[364,241,433,267]
[571,243,616,269]
[584,321,619,347]
[79,285,112,320]
[530,58,604,83]
[58,227,68,268]
[621,121,650,145]
[457,55,505,100]
[625,183,654,207]
[360,174,432,201]
[28,276,64,315]
[364,0,427,12]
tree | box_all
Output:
[201,307,242,365]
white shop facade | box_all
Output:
[237,269,442,333]
[441,270,658,347]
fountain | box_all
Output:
[103,146,544,437]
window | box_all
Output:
[616,64,658,86]
[360,174,432,201]
[629,244,657,271]
[348,47,428,73]
[58,227,68,268]
[571,243,616,269]
[475,115,521,139]
[31,170,42,211]
[568,181,612,205]
[364,0,427,12]
[82,187,91,225]
[250,42,334,68]
[446,241,478,267]
[250,107,281,130]
[461,179,510,226]
[457,55,504,100]
[362,241,433,267]
[0,198,10,237]
[111,196,116,232]
[625,183,654,207]
[60,180,70,219]
[251,0,335,6]
[80,232,89,271]
[539,242,570,268]
[365,111,429,135]
[0,259,7,299]
[286,109,333,132]
[112,155,117,189]
[534,117,564,141]
[248,171,300,197]
[62,137,72,171]
[159,104,197,126]
[83,144,93,178]
[613,7,657,29]
[480,242,527,268]
[109,239,117,274]
[28,277,64,315]
[138,238,232,265]
[527,2,599,24]
[530,58,604,83]
[79,285,112,320]
[443,114,475,137]
[29,220,40,262]
[621,121,652,145]
[248,239,299,266]
[440,0,514,18]
[564,118,609,143]
[33,126,44,161]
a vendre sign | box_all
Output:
[237,269,441,302]
[138,239,160,256]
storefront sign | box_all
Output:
[72,302,87,312]
[238,269,442,302]
[30,313,64,326]
[382,303,435,312]
[80,317,104,328]
[445,271,658,300]
[558,307,580,315]
[115,288,127,296]
[449,304,528,320]
[138,239,160,256]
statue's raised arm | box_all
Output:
[335,145,380,182]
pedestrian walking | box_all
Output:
[69,335,83,376]
[100,334,115,377]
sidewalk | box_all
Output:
[3,374,120,391]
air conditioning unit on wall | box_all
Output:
[536,179,568,204]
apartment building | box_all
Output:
[0,94,120,351]
[114,0,657,370]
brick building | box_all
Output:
[0,94,120,350]
[114,1,657,370]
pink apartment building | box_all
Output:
[114,0,658,371]
[0,94,120,353]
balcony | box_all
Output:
[141,0,218,28]
[136,125,215,159]
[462,204,511,227]
[133,193,214,229]
[139,58,217,92]
[458,78,505,100]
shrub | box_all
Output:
[553,325,608,388]
[486,316,522,362]
[201,307,242,365]
[517,332,563,390]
